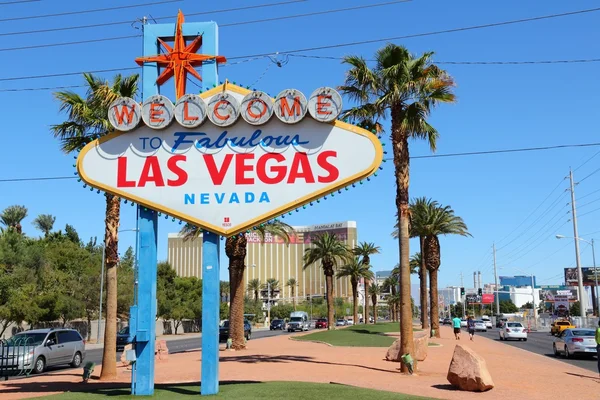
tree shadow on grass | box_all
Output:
[220,354,396,374]
[0,378,263,396]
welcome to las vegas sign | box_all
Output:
[76,83,383,237]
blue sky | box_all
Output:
[1,0,600,286]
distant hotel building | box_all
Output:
[167,233,204,278]
[245,221,358,301]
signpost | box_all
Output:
[76,11,382,397]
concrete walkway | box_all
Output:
[1,325,598,400]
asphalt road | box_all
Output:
[475,327,598,373]
[11,327,296,380]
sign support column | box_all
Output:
[201,231,220,395]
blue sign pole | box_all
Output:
[201,231,220,395]
[132,19,220,396]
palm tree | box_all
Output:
[0,205,28,234]
[422,204,471,338]
[340,44,456,370]
[52,72,139,380]
[33,214,56,237]
[247,278,261,303]
[303,232,351,330]
[337,257,374,325]
[181,220,294,349]
[220,281,230,303]
[368,283,382,323]
[352,242,380,324]
[286,278,298,310]
[382,276,398,322]
[264,278,279,299]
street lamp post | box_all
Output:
[556,235,598,316]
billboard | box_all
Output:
[539,286,578,302]
[481,294,494,304]
[564,267,600,286]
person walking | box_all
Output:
[467,315,475,341]
[452,315,462,340]
[595,320,600,378]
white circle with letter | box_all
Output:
[308,87,342,123]
[108,97,141,131]
[207,93,240,127]
[141,95,174,130]
[174,94,207,128]
[240,91,273,126]
[274,89,307,124]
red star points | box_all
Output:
[135,10,226,99]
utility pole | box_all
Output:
[473,271,477,291]
[569,168,586,317]
[460,271,464,288]
[493,243,500,316]
[267,281,271,326]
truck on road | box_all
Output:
[287,311,310,332]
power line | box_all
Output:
[575,196,600,210]
[0,0,39,4]
[4,141,600,183]
[578,166,600,183]
[289,53,600,65]
[573,149,600,172]
[0,34,141,53]
[229,6,600,60]
[0,0,307,37]
[0,84,86,92]
[0,67,139,82]
[578,206,600,218]
[0,0,181,22]
[526,241,571,269]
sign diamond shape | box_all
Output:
[77,83,383,236]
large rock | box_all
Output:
[120,344,133,367]
[385,330,429,362]
[447,345,494,392]
[155,339,169,361]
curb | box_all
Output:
[288,336,334,347]
[86,333,202,350]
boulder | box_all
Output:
[120,344,133,367]
[385,331,429,362]
[447,345,494,392]
[155,339,169,361]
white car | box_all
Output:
[499,322,527,341]
[553,328,597,358]
[483,319,493,329]
[473,320,487,332]
[346,318,354,326]
[460,319,468,327]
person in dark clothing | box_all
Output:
[467,315,475,341]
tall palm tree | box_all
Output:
[337,257,374,325]
[422,204,471,338]
[220,281,230,303]
[51,72,139,380]
[264,278,279,299]
[352,242,380,324]
[33,214,56,237]
[286,278,298,310]
[181,220,294,349]
[340,44,456,370]
[303,232,351,330]
[368,283,382,323]
[247,278,261,303]
[408,252,425,325]
[382,276,398,322]
[0,205,28,234]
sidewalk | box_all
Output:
[1,325,598,400]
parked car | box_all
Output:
[442,318,452,325]
[550,319,575,336]
[473,320,487,332]
[219,320,251,342]
[460,319,468,327]
[336,319,346,326]
[287,311,310,332]
[553,328,597,358]
[315,318,328,329]
[116,326,130,351]
[270,319,287,331]
[5,328,86,373]
[346,318,354,326]
[499,322,527,341]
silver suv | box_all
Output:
[7,328,86,373]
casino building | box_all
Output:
[166,221,358,302]
[244,221,358,301]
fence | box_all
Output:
[0,336,36,380]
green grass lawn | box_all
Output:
[39,381,434,400]
[294,322,401,347]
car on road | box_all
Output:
[287,311,310,332]
[315,318,328,329]
[481,316,493,329]
[336,319,346,326]
[269,319,287,331]
[116,326,130,351]
[4,328,86,374]
[219,320,251,342]
[474,320,487,332]
[460,319,468,327]
[442,318,452,325]
[346,318,354,326]
[499,322,527,341]
[550,320,575,336]
[553,328,597,358]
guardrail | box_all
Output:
[0,337,36,380]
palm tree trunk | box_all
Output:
[419,236,429,330]
[99,194,120,381]
[372,297,378,323]
[292,287,296,311]
[351,278,358,325]
[225,236,248,350]
[325,265,334,330]
[364,280,370,324]
[429,268,441,338]
[393,123,415,373]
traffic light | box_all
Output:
[478,288,482,296]
[460,287,465,296]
